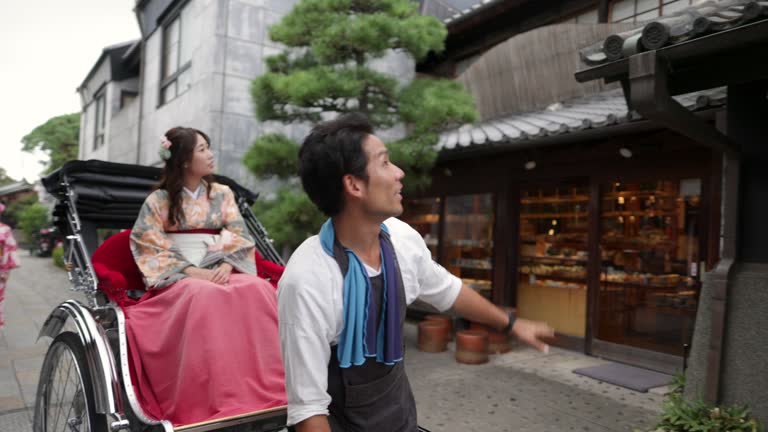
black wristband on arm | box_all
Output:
[501,309,516,334]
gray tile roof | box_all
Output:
[420,0,503,24]
[437,87,726,151]
[580,0,768,66]
[0,181,33,197]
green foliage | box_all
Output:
[4,194,39,228]
[243,134,300,180]
[252,187,326,252]
[268,0,445,64]
[52,244,65,269]
[21,113,80,173]
[399,78,479,134]
[0,167,16,186]
[18,203,50,244]
[246,0,478,251]
[647,373,763,432]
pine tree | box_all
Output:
[244,0,477,252]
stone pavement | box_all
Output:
[0,254,86,431]
[0,255,665,431]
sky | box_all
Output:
[0,1,140,183]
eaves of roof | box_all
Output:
[579,0,768,67]
[0,181,34,197]
[437,86,726,157]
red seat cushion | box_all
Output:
[92,230,146,303]
[255,249,284,288]
[92,229,284,299]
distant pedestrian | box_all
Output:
[0,203,20,328]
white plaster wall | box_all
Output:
[138,0,220,167]
[108,80,141,164]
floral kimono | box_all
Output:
[0,222,19,327]
[125,181,286,426]
[130,181,256,288]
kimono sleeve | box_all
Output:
[199,185,257,274]
[130,192,191,289]
[0,224,19,271]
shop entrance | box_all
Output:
[591,179,702,372]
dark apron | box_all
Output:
[326,239,417,432]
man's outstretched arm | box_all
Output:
[451,284,554,353]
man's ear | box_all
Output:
[342,174,365,199]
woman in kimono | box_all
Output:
[127,127,286,427]
[0,203,20,328]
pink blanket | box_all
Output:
[124,274,287,426]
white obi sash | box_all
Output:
[167,233,220,267]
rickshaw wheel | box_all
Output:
[33,332,108,432]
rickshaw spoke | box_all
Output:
[52,351,75,432]
[47,348,66,431]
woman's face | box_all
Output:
[187,133,215,178]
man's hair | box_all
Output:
[299,113,374,217]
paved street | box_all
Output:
[0,255,664,431]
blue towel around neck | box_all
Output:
[319,219,403,368]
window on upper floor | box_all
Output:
[610,0,695,23]
[562,7,599,24]
[93,91,106,150]
[160,4,193,105]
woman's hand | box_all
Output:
[183,266,216,282]
[211,262,233,285]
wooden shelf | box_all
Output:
[521,195,589,204]
[602,211,675,218]
[407,214,439,225]
[603,191,678,200]
[519,272,587,284]
[520,255,587,264]
[520,212,588,219]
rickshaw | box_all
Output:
[33,160,288,432]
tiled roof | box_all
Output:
[437,87,726,151]
[0,181,33,197]
[580,0,768,66]
[420,0,502,24]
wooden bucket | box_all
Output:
[418,320,448,353]
[455,330,489,364]
[424,314,453,341]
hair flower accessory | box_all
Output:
[159,135,172,160]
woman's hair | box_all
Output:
[157,127,215,227]
[298,113,373,216]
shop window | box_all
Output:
[596,179,701,355]
[160,4,193,105]
[562,7,599,24]
[517,185,589,337]
[400,197,441,260]
[442,194,495,300]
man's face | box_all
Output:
[356,134,405,219]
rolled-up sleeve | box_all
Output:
[279,322,331,425]
[390,218,462,312]
[277,256,335,426]
[415,246,462,311]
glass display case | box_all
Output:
[400,197,441,260]
[517,185,589,337]
[597,179,701,355]
[442,194,495,300]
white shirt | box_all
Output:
[277,217,462,426]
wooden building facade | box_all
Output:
[408,0,764,375]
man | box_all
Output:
[278,113,554,431]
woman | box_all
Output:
[0,203,19,328]
[127,127,286,427]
